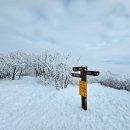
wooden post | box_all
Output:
[81,67,87,110]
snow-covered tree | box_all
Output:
[0,50,78,89]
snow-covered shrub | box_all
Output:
[0,50,78,88]
[37,50,73,89]
[5,52,27,80]
[0,53,6,79]
[95,71,130,91]
[0,51,31,80]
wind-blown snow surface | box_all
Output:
[0,77,130,130]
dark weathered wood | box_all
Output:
[81,67,87,111]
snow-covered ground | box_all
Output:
[0,77,130,130]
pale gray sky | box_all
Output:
[0,0,130,75]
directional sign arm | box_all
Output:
[71,73,81,78]
[85,71,100,76]
[73,67,85,71]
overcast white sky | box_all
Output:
[0,0,130,75]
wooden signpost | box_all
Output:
[71,66,99,111]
